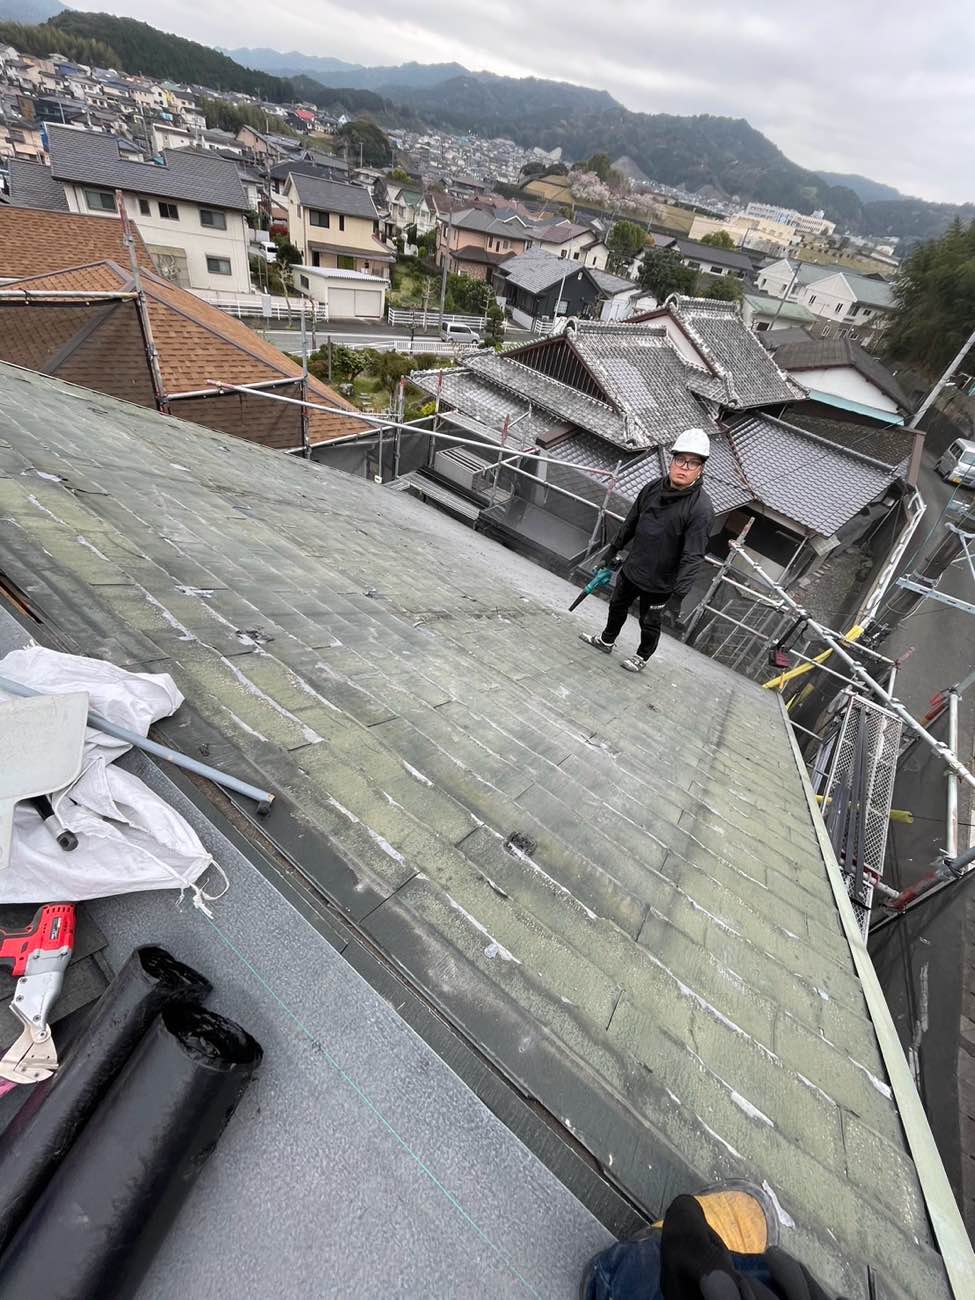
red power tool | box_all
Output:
[0,903,75,1085]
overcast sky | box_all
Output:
[85,0,970,204]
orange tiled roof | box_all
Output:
[0,208,155,278]
[2,262,361,445]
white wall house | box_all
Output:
[44,125,252,294]
[294,265,387,321]
[756,259,894,332]
[790,365,900,415]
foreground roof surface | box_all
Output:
[0,364,950,1300]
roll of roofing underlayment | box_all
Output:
[0,1002,261,1300]
[0,946,212,1252]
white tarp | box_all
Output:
[0,647,216,905]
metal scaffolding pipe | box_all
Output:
[0,290,138,301]
[946,689,960,859]
[0,675,274,812]
[736,548,975,794]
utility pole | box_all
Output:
[438,206,453,331]
[906,325,975,485]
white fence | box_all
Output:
[387,307,487,329]
[191,289,330,323]
[285,334,476,358]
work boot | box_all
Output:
[621,654,648,673]
[580,632,613,654]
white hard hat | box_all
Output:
[671,427,711,459]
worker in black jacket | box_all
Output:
[581,428,715,673]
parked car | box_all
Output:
[441,321,481,346]
[936,438,975,487]
[249,238,277,264]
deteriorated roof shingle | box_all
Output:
[0,206,155,278]
[0,362,950,1300]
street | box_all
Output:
[248,321,535,356]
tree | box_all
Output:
[638,247,697,302]
[700,230,736,250]
[337,120,391,168]
[389,168,413,183]
[885,219,975,374]
[274,237,302,270]
[699,274,743,302]
[606,220,647,275]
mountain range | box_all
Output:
[0,4,966,242]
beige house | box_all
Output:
[285,173,394,279]
[437,208,536,281]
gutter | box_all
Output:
[780,697,975,1299]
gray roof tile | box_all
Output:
[728,413,899,536]
[0,360,952,1300]
[288,173,379,219]
[8,159,69,212]
[46,125,248,210]
[765,336,909,411]
[670,297,805,408]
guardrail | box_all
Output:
[191,289,330,323]
[387,307,487,329]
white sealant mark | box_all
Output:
[781,928,800,940]
[699,1120,743,1160]
[919,961,929,1033]
[402,761,433,786]
[815,987,830,1002]
[606,1153,613,1168]
[170,462,191,471]
[29,470,63,482]
[444,895,520,963]
[761,1181,795,1229]
[848,1057,893,1099]
[143,590,196,641]
[506,842,598,921]
[796,1073,834,1106]
[664,1088,682,1107]
[222,708,269,744]
[367,828,405,865]
[176,585,215,598]
[327,797,360,824]
[219,654,322,746]
[729,1090,774,1127]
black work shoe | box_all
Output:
[579,632,614,654]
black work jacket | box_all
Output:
[610,477,714,600]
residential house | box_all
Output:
[378,179,423,235]
[284,172,394,278]
[0,116,44,163]
[40,125,252,293]
[33,96,88,128]
[494,249,636,328]
[757,258,895,341]
[741,292,816,333]
[413,192,437,237]
[533,218,609,269]
[404,299,903,586]
[269,157,348,197]
[7,159,71,212]
[655,236,755,281]
[150,122,197,153]
[437,207,535,281]
[762,332,910,425]
[294,264,387,321]
[0,210,361,452]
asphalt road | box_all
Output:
[250,322,534,355]
[869,446,975,1205]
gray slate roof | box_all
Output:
[451,207,534,239]
[46,125,248,210]
[498,249,583,294]
[768,337,909,411]
[728,413,901,536]
[587,267,635,295]
[781,410,914,470]
[0,360,950,1300]
[670,297,806,408]
[674,238,754,272]
[8,159,69,212]
[288,172,379,219]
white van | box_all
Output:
[936,438,975,487]
[441,321,481,346]
[249,237,277,264]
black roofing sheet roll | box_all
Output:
[0,946,211,1252]
[0,1002,262,1300]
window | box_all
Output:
[200,208,227,230]
[338,214,345,232]
[138,198,150,215]
[206,255,232,276]
[158,202,179,220]
[310,210,330,227]
[84,188,115,212]
[363,262,370,272]
[834,303,842,313]
[312,251,320,268]
[821,325,832,337]
[337,254,355,270]
[808,294,816,304]
[560,249,568,259]
[299,274,309,289]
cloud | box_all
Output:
[85,0,972,203]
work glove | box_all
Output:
[660,1195,844,1300]
[608,552,625,571]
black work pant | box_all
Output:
[602,572,666,659]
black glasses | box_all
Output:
[671,456,703,469]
